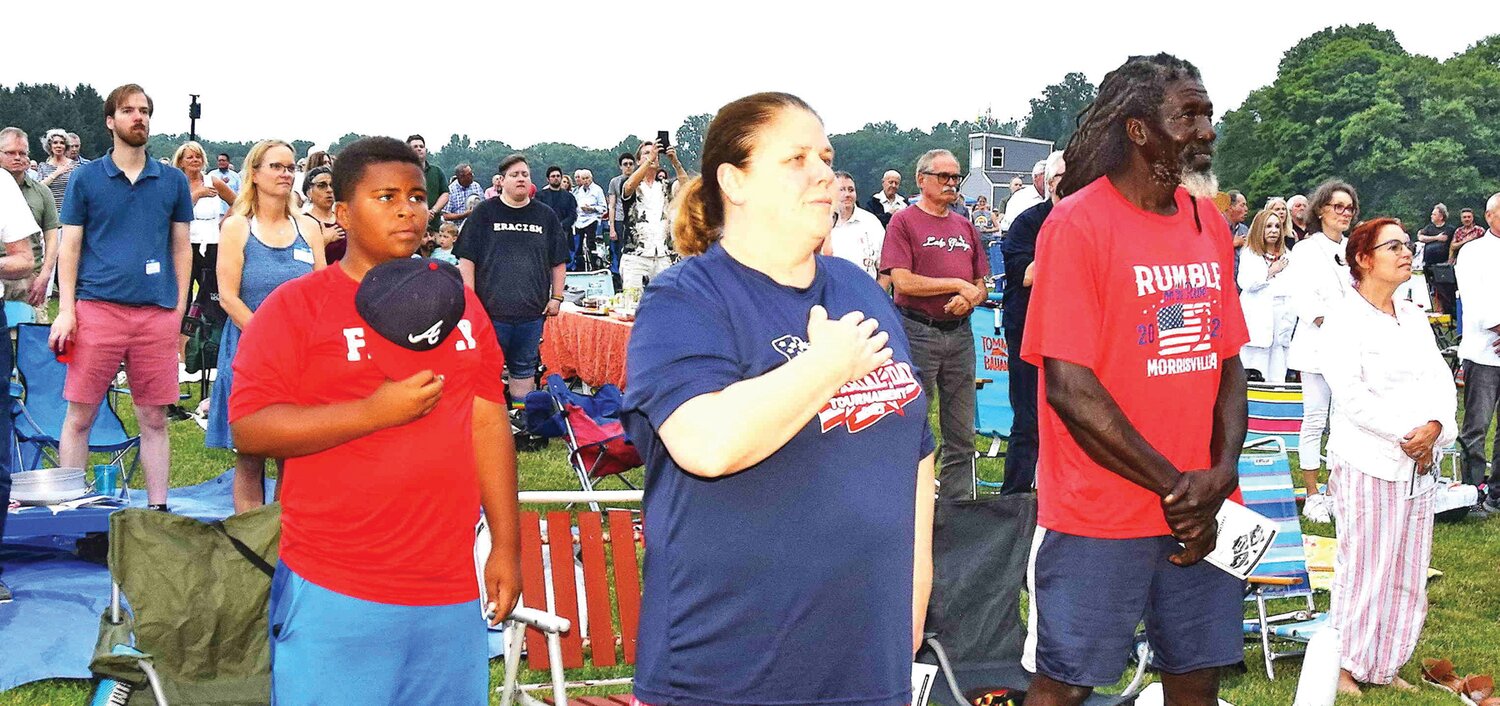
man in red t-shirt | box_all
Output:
[880,148,989,500]
[1019,55,1249,706]
[229,137,521,705]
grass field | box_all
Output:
[2,384,1496,706]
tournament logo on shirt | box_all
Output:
[1132,262,1226,377]
[770,335,923,433]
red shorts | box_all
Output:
[64,300,181,407]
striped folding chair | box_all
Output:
[491,490,644,706]
[1246,381,1304,454]
[1237,436,1327,679]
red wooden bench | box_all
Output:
[497,490,644,706]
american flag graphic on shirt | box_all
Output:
[1157,302,1214,356]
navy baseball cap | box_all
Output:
[355,258,467,379]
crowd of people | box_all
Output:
[0,59,1495,705]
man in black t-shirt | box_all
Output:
[1418,203,1458,314]
[456,154,569,399]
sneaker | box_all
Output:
[1303,493,1333,523]
[1469,503,1495,520]
[0,579,13,603]
[1484,497,1500,514]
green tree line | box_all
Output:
[7,24,1496,228]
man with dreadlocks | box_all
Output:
[1018,54,1249,705]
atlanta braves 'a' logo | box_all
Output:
[407,320,444,346]
[816,360,922,433]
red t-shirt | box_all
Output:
[229,264,506,605]
[1020,177,1249,539]
[880,206,989,320]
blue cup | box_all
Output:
[93,464,120,497]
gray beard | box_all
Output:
[1180,168,1219,199]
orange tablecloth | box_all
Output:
[540,308,634,389]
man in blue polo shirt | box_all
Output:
[49,84,192,512]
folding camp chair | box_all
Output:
[5,300,35,327]
[1238,436,1327,679]
[88,504,281,705]
[1246,381,1304,453]
[543,376,639,506]
[11,323,140,485]
[488,490,644,706]
[564,269,616,300]
[971,303,1014,462]
[921,494,1148,706]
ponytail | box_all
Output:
[672,175,721,256]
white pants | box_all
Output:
[1328,460,1433,684]
[1299,371,1331,470]
[621,253,672,290]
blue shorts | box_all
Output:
[1032,530,1244,687]
[492,317,545,379]
[268,562,487,705]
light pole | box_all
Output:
[188,94,201,142]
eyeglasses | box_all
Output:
[310,181,333,190]
[260,162,296,174]
[921,170,962,184]
[1374,239,1414,254]
[1327,203,1357,216]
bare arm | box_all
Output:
[623,158,652,196]
[912,452,935,654]
[658,308,890,478]
[0,238,34,279]
[1042,357,1182,496]
[889,268,984,302]
[215,216,255,329]
[46,224,84,350]
[459,258,475,289]
[211,176,236,206]
[431,191,450,215]
[475,398,522,624]
[27,228,58,306]
[232,371,443,458]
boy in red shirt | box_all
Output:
[229,137,520,705]
[1020,55,1249,706]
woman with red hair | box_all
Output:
[1317,217,1456,696]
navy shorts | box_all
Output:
[492,316,545,378]
[1032,530,1244,687]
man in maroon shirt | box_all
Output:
[881,148,988,500]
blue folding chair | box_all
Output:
[565,269,615,299]
[10,323,140,489]
[1238,436,1326,679]
[4,300,35,328]
[971,303,1013,459]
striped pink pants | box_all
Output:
[1327,458,1435,684]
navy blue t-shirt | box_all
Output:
[623,244,935,706]
[60,151,193,308]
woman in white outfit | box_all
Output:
[1319,217,1455,696]
[1237,208,1293,382]
[1284,179,1359,521]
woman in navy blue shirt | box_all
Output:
[622,92,937,706]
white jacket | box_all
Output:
[1320,295,1457,481]
[1285,232,1353,373]
[1236,246,1292,348]
[1455,230,1500,367]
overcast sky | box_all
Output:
[8,1,1490,151]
